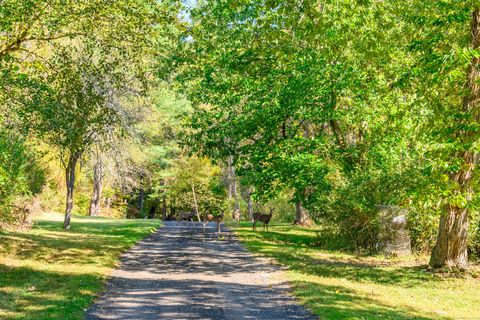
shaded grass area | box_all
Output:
[235,223,480,320]
[0,212,161,320]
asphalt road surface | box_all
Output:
[85,221,317,320]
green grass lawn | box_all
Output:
[234,222,480,320]
[0,212,161,320]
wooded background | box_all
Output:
[1,0,480,270]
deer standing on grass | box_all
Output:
[232,208,240,226]
[203,211,224,234]
[176,209,195,226]
[252,208,274,231]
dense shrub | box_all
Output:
[307,146,431,252]
[0,130,46,226]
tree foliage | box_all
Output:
[2,0,480,270]
[0,0,178,228]
[0,130,45,224]
[174,0,480,268]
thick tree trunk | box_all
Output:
[430,206,469,269]
[88,158,103,216]
[429,7,480,270]
[294,200,310,226]
[63,152,80,230]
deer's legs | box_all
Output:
[253,221,256,231]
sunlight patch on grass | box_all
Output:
[0,212,161,320]
[235,223,480,320]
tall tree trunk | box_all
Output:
[63,152,80,230]
[162,196,167,221]
[88,157,103,216]
[241,185,254,221]
[429,7,480,270]
[148,204,157,219]
[138,188,144,215]
[430,206,469,269]
[169,203,175,220]
[191,183,201,221]
[247,196,254,221]
[228,156,240,221]
[227,155,233,199]
[105,197,111,209]
[294,200,310,226]
[232,178,239,213]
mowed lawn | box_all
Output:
[0,212,161,320]
[234,223,480,320]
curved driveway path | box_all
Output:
[85,221,316,320]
